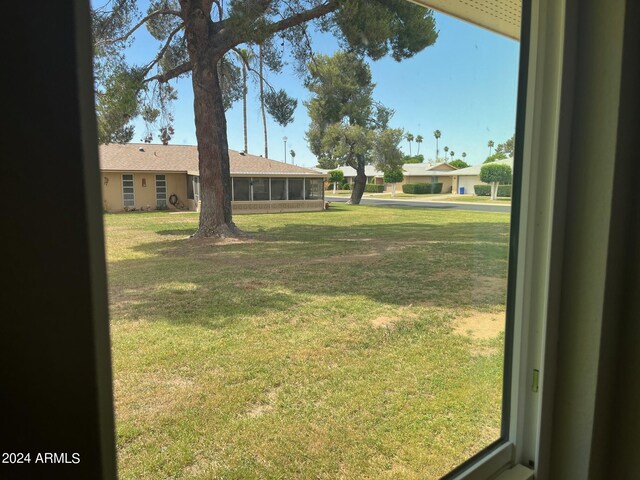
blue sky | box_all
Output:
[123,7,520,167]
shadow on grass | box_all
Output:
[108,220,511,329]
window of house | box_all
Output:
[156,175,167,207]
[233,177,250,201]
[252,178,270,201]
[187,175,195,200]
[288,178,304,200]
[122,174,134,207]
[305,178,323,199]
[271,178,287,200]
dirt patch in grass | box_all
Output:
[246,387,280,418]
[371,315,401,329]
[453,311,505,340]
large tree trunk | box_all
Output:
[348,155,367,204]
[185,2,240,238]
[260,43,268,159]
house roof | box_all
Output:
[99,143,324,177]
[451,158,514,176]
[313,165,384,177]
[314,161,456,178]
[402,162,457,176]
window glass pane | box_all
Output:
[102,2,523,478]
[305,178,323,199]
[187,175,195,200]
[122,175,134,206]
[271,179,287,200]
[156,175,167,207]
[233,178,250,201]
[252,178,269,201]
[288,178,303,200]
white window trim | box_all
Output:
[122,173,135,208]
[155,174,167,207]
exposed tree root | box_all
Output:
[189,221,248,239]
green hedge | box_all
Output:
[402,182,443,194]
[364,184,385,193]
[473,184,512,197]
[473,185,491,196]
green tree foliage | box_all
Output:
[483,152,508,164]
[264,89,298,127]
[383,166,404,196]
[487,139,495,155]
[405,132,414,155]
[92,0,438,236]
[449,159,470,169]
[403,154,424,164]
[328,169,344,183]
[415,134,423,154]
[495,134,515,157]
[480,163,512,199]
[433,129,441,159]
[305,52,412,204]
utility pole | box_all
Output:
[283,136,288,163]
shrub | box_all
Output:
[364,184,385,193]
[402,182,442,194]
[497,185,512,197]
[474,184,512,197]
[474,185,491,196]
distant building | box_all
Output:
[99,144,326,213]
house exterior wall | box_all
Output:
[101,171,326,213]
[101,172,188,212]
[232,199,325,214]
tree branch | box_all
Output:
[257,1,337,41]
[95,8,182,46]
[226,0,338,48]
[145,61,192,83]
[141,23,185,78]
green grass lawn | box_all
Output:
[105,204,510,479]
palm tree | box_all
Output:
[290,149,296,165]
[415,134,423,155]
[444,146,449,161]
[235,48,256,153]
[433,130,441,159]
[259,43,268,159]
[462,152,467,162]
[488,140,495,156]
[450,150,455,160]
[406,132,414,156]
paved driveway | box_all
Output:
[325,196,511,214]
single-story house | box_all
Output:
[99,143,326,214]
[316,162,457,192]
[449,158,514,195]
[400,162,457,193]
[314,165,385,187]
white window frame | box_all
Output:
[155,174,167,208]
[122,174,135,208]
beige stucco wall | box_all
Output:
[101,172,189,212]
[232,200,325,214]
